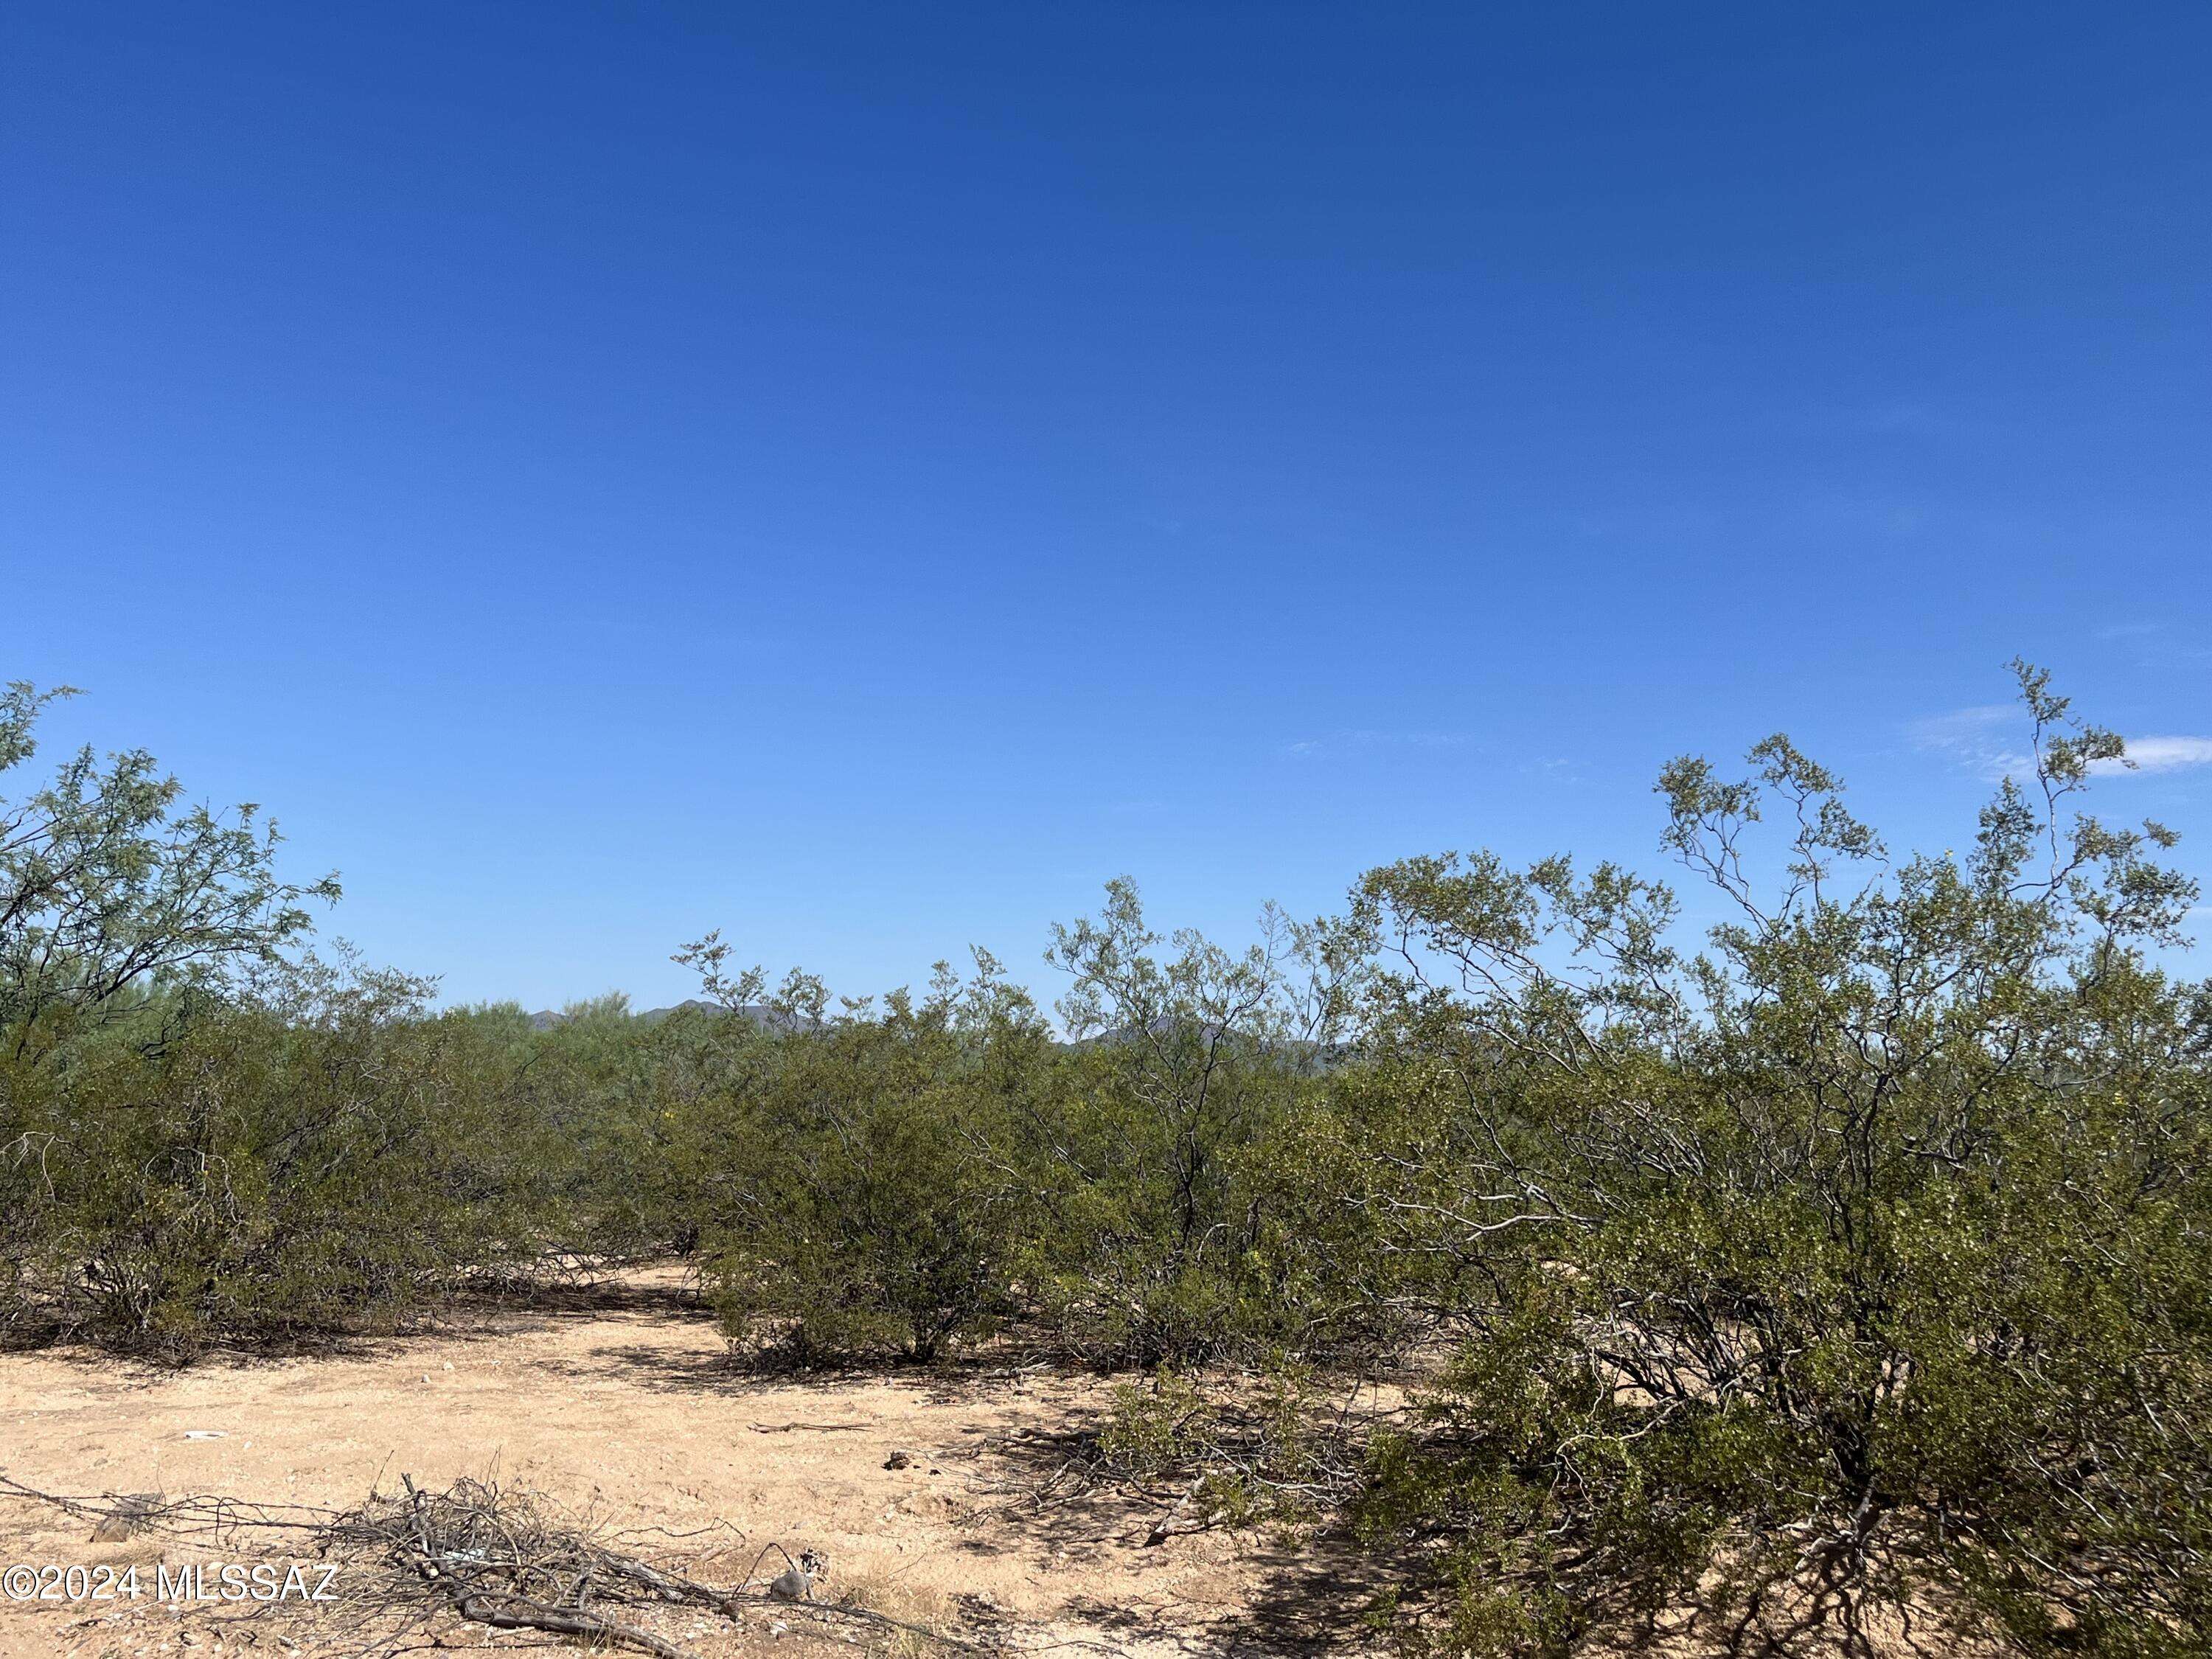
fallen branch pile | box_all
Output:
[0,1469,985,1656]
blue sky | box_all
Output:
[5,1,2208,1010]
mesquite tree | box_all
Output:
[2,681,342,1344]
[1,681,338,1064]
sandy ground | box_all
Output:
[0,1272,1360,1659]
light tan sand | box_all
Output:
[0,1271,1340,1659]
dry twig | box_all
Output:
[0,1468,986,1656]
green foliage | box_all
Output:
[4,957,559,1354]
[1018,880,1371,1364]
[0,681,338,1068]
[1352,662,2212,1655]
[7,666,2207,1655]
[660,883,1380,1371]
[1100,1359,1353,1547]
[684,954,1046,1363]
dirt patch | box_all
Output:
[0,1270,1352,1658]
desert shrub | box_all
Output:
[1349,666,2212,1656]
[1101,1359,1352,1540]
[686,952,1046,1363]
[1,680,348,1346]
[661,886,1392,1371]
[1010,880,1371,1366]
[440,993,710,1260]
[1232,1053,1492,1361]
[8,959,558,1354]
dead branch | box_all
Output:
[0,1467,988,1656]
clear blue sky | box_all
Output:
[5,2,2208,1010]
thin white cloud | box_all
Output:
[1909,706,2031,782]
[1915,708,2212,780]
[1282,731,1471,759]
[1911,706,2014,740]
[2094,737,2212,776]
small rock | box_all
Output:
[883,1450,914,1470]
[91,1494,160,1543]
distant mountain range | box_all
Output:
[525,1000,817,1032]
[518,1001,1338,1068]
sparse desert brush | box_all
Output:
[835,1571,953,1649]
[5,666,2206,1654]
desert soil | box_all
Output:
[0,1270,1360,1659]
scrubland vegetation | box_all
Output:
[3,668,2207,1658]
